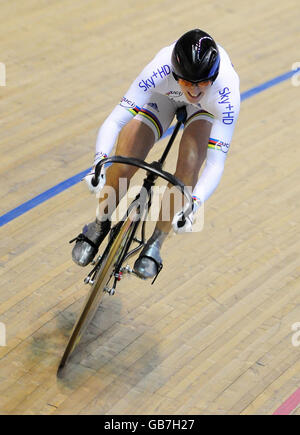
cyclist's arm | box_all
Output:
[94,47,170,164]
[192,90,240,206]
[94,105,134,163]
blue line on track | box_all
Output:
[1,67,299,227]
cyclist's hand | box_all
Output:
[172,208,194,234]
[84,165,106,194]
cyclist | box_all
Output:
[71,29,240,279]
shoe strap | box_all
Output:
[69,233,98,250]
[138,254,163,272]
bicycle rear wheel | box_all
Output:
[57,206,139,375]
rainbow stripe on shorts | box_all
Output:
[185,109,214,125]
[138,108,163,139]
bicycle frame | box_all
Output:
[58,108,193,374]
[91,107,193,287]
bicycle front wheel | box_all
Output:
[57,206,139,375]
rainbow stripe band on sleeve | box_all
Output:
[192,195,202,212]
[138,108,163,139]
[208,138,223,151]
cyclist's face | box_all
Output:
[178,78,212,103]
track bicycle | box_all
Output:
[57,107,193,375]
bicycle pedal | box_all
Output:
[84,276,94,285]
[119,265,131,275]
[114,271,123,281]
[91,255,101,265]
[121,265,139,277]
[104,286,115,296]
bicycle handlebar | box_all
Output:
[92,155,194,219]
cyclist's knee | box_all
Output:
[117,119,155,158]
[175,153,198,178]
[110,163,135,181]
[174,162,199,188]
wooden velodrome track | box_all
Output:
[0,0,299,415]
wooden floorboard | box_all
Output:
[0,0,299,415]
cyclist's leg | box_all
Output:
[97,95,176,220]
[96,119,155,220]
[134,108,213,278]
[156,114,213,234]
[72,94,175,267]
[72,120,155,267]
